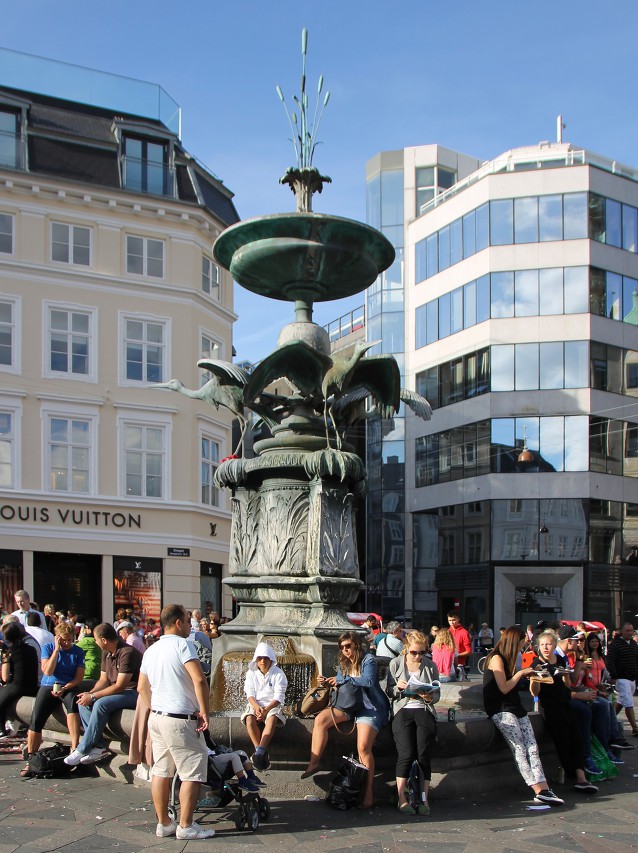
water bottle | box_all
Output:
[448,707,456,722]
[557,766,565,785]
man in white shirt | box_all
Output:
[138,603,213,842]
[25,612,54,650]
[12,590,46,630]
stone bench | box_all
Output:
[11,686,559,799]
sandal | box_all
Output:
[398,802,416,815]
[19,762,33,778]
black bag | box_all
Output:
[326,755,368,810]
[330,681,367,717]
[28,744,71,778]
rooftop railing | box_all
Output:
[325,305,365,343]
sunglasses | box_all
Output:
[340,643,354,650]
[409,650,426,656]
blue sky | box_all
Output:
[5,1,638,362]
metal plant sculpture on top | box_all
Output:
[277,28,332,213]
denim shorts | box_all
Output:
[355,709,388,732]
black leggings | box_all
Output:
[392,707,437,780]
[29,685,79,733]
[0,684,36,728]
[541,701,585,776]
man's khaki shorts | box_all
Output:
[148,714,208,782]
[240,703,286,727]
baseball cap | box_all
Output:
[558,625,577,640]
[117,620,134,630]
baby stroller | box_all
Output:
[167,732,270,832]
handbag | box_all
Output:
[330,681,368,734]
[298,684,331,717]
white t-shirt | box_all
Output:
[140,634,200,715]
[26,626,55,650]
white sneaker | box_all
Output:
[79,747,110,764]
[63,749,84,766]
[156,820,177,837]
[176,821,215,839]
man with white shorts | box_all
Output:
[607,622,638,736]
[137,603,214,841]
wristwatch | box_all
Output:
[90,693,96,702]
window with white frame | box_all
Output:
[0,299,17,370]
[123,422,165,498]
[47,416,92,493]
[126,235,164,278]
[199,332,221,386]
[123,317,166,383]
[51,222,91,266]
[202,256,220,299]
[0,213,13,254]
[201,435,219,506]
[47,307,93,377]
[0,410,15,488]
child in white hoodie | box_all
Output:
[241,642,288,771]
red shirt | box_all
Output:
[449,625,472,663]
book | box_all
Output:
[403,675,441,696]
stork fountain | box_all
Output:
[154,31,431,710]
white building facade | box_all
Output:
[0,50,239,624]
[366,141,638,630]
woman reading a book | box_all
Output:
[386,631,439,816]
[483,626,564,805]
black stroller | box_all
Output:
[167,732,270,832]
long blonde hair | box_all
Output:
[433,627,455,650]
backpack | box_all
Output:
[191,634,212,675]
[28,744,71,778]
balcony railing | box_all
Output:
[0,128,26,171]
[120,155,176,198]
[325,305,365,343]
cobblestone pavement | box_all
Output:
[0,727,636,852]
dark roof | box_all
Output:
[0,87,239,226]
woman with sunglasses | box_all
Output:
[484,626,564,805]
[386,631,439,815]
[302,631,389,809]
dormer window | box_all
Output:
[122,134,171,196]
[0,108,23,170]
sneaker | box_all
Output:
[583,757,601,775]
[176,822,215,840]
[534,789,565,806]
[156,820,177,838]
[79,747,110,764]
[252,750,271,771]
[607,751,624,765]
[573,781,598,794]
[63,749,85,766]
[610,739,635,750]
[237,777,259,793]
[247,772,267,787]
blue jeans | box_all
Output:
[77,691,138,753]
[570,696,609,758]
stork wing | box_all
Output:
[347,354,401,418]
[244,341,332,403]
[197,359,249,388]
[400,388,433,421]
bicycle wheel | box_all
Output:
[477,656,487,674]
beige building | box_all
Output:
[0,50,239,624]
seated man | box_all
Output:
[64,622,142,766]
[241,642,287,771]
[117,621,146,655]
[375,621,405,659]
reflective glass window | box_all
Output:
[450,219,462,266]
[539,268,563,315]
[366,175,381,229]
[439,292,451,339]
[514,197,538,243]
[564,266,589,313]
[490,199,513,245]
[564,340,588,388]
[380,169,404,226]
[624,350,638,396]
[564,192,588,239]
[476,275,490,322]
[440,359,463,406]
[564,416,589,471]
[607,345,623,394]
[590,341,607,390]
[492,418,514,448]
[540,417,564,471]
[607,418,623,475]
[607,271,622,320]
[491,345,514,391]
[476,203,489,251]
[590,267,606,317]
[516,417,539,452]
[606,199,622,248]
[622,204,638,252]
[623,276,638,325]
[589,193,606,242]
[415,167,435,217]
[416,366,439,409]
[540,341,564,389]
[515,269,539,316]
[381,311,404,353]
[539,194,563,241]
[515,343,539,390]
[415,240,427,283]
[463,210,476,258]
[438,167,456,190]
[415,304,427,349]
[464,280,477,328]
[438,225,451,271]
[491,271,514,318]
[426,301,438,344]
[426,234,438,278]
[451,287,463,334]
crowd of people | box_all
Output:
[0,590,636,829]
